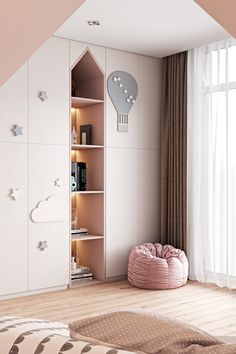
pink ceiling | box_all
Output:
[0,0,86,87]
[194,0,235,37]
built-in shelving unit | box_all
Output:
[70,50,105,287]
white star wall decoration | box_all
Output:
[9,188,21,200]
[54,178,62,187]
[38,240,48,251]
[12,125,23,136]
[38,90,48,101]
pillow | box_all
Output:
[0,316,135,354]
[69,310,236,354]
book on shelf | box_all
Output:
[71,162,78,191]
[71,228,88,234]
[71,276,93,283]
[71,266,90,275]
[71,272,93,280]
[71,228,88,239]
[71,162,87,191]
[77,162,87,191]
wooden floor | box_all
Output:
[0,280,235,337]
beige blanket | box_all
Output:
[69,310,236,354]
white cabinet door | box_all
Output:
[138,56,162,150]
[138,149,160,245]
[28,144,69,290]
[0,63,28,143]
[106,147,138,278]
[0,143,28,295]
[29,37,70,145]
[106,49,139,149]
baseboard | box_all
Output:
[0,285,67,300]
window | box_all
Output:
[188,38,236,288]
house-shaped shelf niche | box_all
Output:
[71,50,104,101]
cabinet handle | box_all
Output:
[38,90,48,101]
[38,240,48,251]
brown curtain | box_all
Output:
[160,51,187,253]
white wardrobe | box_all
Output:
[0,36,162,297]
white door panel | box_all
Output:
[0,143,28,295]
[138,56,162,150]
[106,147,138,278]
[138,149,160,244]
[0,63,28,143]
[29,37,69,145]
[29,144,69,290]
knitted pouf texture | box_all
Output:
[128,243,188,290]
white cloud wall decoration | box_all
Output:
[31,195,65,223]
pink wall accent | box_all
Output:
[0,0,86,87]
[194,0,235,37]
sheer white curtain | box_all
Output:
[188,38,236,289]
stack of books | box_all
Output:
[71,265,93,284]
[71,228,88,239]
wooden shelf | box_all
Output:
[72,191,104,195]
[71,144,104,150]
[70,279,103,288]
[71,97,104,108]
[71,235,104,241]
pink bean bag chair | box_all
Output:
[128,243,188,290]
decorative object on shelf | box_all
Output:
[9,188,21,200]
[38,240,48,251]
[12,124,23,136]
[80,124,92,145]
[107,71,138,132]
[71,126,77,144]
[71,208,79,230]
[75,254,80,267]
[54,178,62,188]
[71,175,77,192]
[71,256,77,270]
[31,195,65,223]
[38,90,48,101]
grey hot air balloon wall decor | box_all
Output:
[107,71,138,132]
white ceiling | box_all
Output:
[55,0,230,58]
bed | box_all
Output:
[1,311,236,354]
